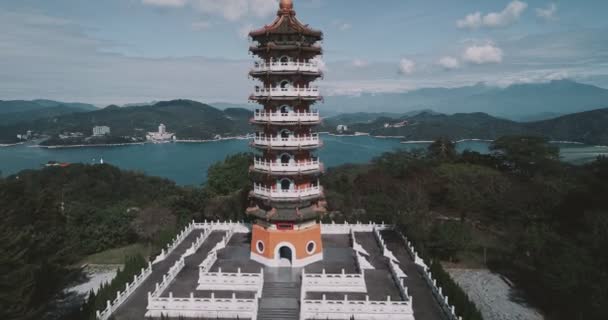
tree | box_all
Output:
[490,136,559,176]
[427,137,457,161]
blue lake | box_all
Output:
[0,135,606,186]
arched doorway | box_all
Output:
[279,80,290,89]
[280,178,292,191]
[278,246,292,266]
[279,56,289,64]
[280,153,292,164]
[280,129,291,138]
[280,105,292,114]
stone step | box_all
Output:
[257,308,299,320]
[262,282,300,298]
[257,298,299,320]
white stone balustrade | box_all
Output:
[153,222,197,264]
[253,111,321,123]
[252,86,320,99]
[253,134,321,148]
[199,250,218,273]
[253,158,321,174]
[184,230,211,257]
[150,258,186,299]
[252,184,323,200]
[300,295,414,320]
[374,227,399,263]
[302,269,367,293]
[146,292,259,320]
[252,60,321,73]
[96,262,153,320]
[197,268,264,294]
[321,221,392,234]
[396,232,461,320]
[350,228,370,256]
[193,220,250,233]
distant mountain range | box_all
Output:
[332,108,608,146]
[1,79,607,146]
[323,80,608,120]
[0,99,97,126]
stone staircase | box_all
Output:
[257,280,300,320]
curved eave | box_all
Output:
[250,167,323,176]
[249,191,324,203]
[247,209,321,222]
[249,70,323,78]
[249,95,323,102]
[249,11,323,40]
[249,45,322,54]
[250,119,322,126]
[250,142,323,151]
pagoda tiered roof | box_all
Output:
[248,0,323,39]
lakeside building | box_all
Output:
[146,123,175,143]
[337,125,349,133]
[93,126,110,136]
[95,2,454,320]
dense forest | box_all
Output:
[1,136,607,319]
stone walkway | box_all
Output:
[381,230,445,320]
[112,229,207,320]
[160,230,226,297]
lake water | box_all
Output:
[0,135,606,186]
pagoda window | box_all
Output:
[279,129,291,138]
[280,153,293,164]
[280,178,293,191]
[280,105,293,114]
[279,80,291,89]
[279,56,290,64]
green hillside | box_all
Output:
[0,100,253,144]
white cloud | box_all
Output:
[142,0,187,7]
[536,3,557,21]
[311,57,328,72]
[238,24,254,39]
[438,56,460,70]
[463,44,503,64]
[339,23,352,31]
[143,0,278,21]
[457,12,482,29]
[191,20,212,31]
[457,1,528,29]
[398,58,416,75]
[352,59,368,68]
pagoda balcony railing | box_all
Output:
[252,61,320,73]
[252,184,323,200]
[252,86,320,99]
[253,111,320,123]
[253,134,321,148]
[253,158,322,174]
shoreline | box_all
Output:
[0,142,25,148]
[31,135,253,149]
[6,136,607,149]
[34,142,146,149]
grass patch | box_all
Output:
[80,243,156,265]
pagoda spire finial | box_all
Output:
[279,0,294,14]
[280,0,293,10]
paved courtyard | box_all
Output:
[109,227,445,320]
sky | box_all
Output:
[1,0,607,106]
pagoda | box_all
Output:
[246,0,326,268]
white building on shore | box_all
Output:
[147,124,175,143]
[93,126,111,136]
